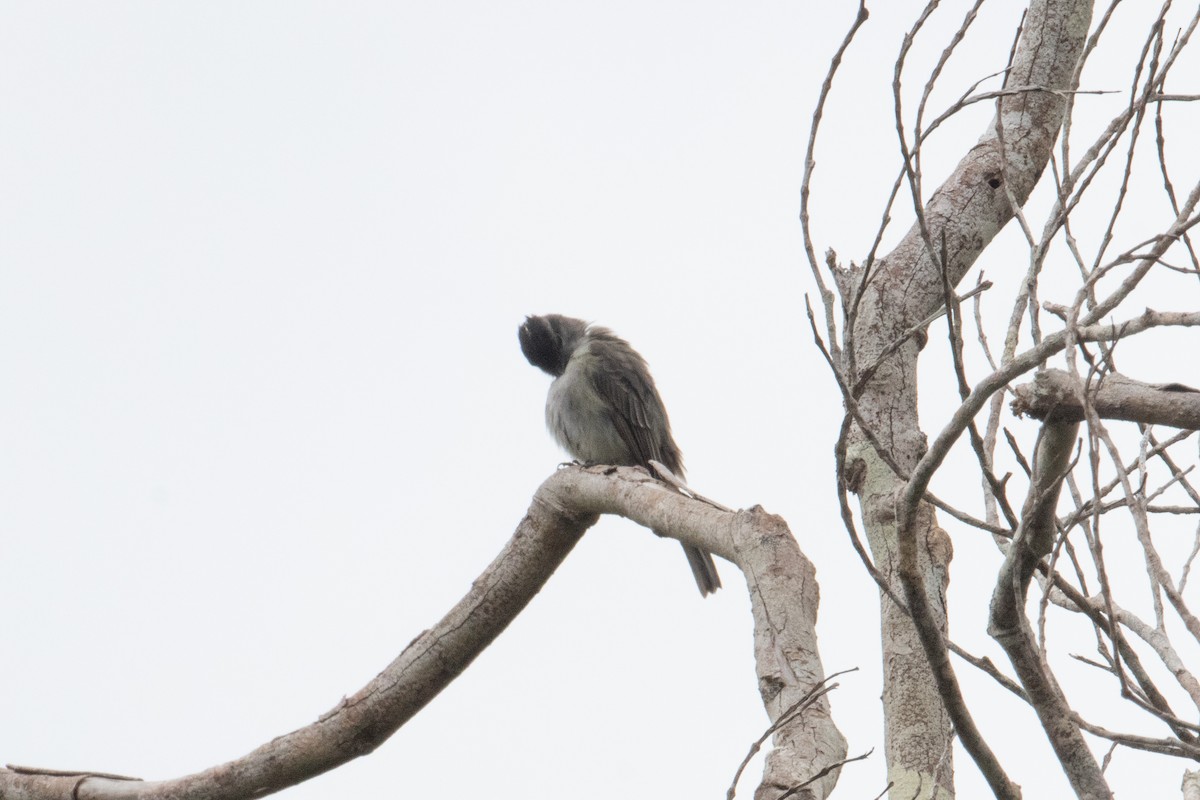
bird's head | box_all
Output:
[518,314,589,377]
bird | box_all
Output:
[518,313,721,596]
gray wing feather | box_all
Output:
[586,336,720,596]
[586,337,683,477]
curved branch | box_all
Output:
[1,466,845,800]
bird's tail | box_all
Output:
[681,543,722,597]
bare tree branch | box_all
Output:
[865,2,1094,795]
[801,1,870,359]
[988,421,1114,799]
[1014,368,1200,429]
[0,467,845,800]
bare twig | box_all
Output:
[801,0,870,359]
[726,669,856,800]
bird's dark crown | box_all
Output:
[518,314,589,377]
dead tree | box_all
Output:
[806,0,1200,797]
[5,2,1200,799]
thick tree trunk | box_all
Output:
[838,1,1093,795]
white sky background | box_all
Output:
[2,3,1198,799]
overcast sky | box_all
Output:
[2,3,1198,799]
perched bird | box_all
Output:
[518,314,721,596]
